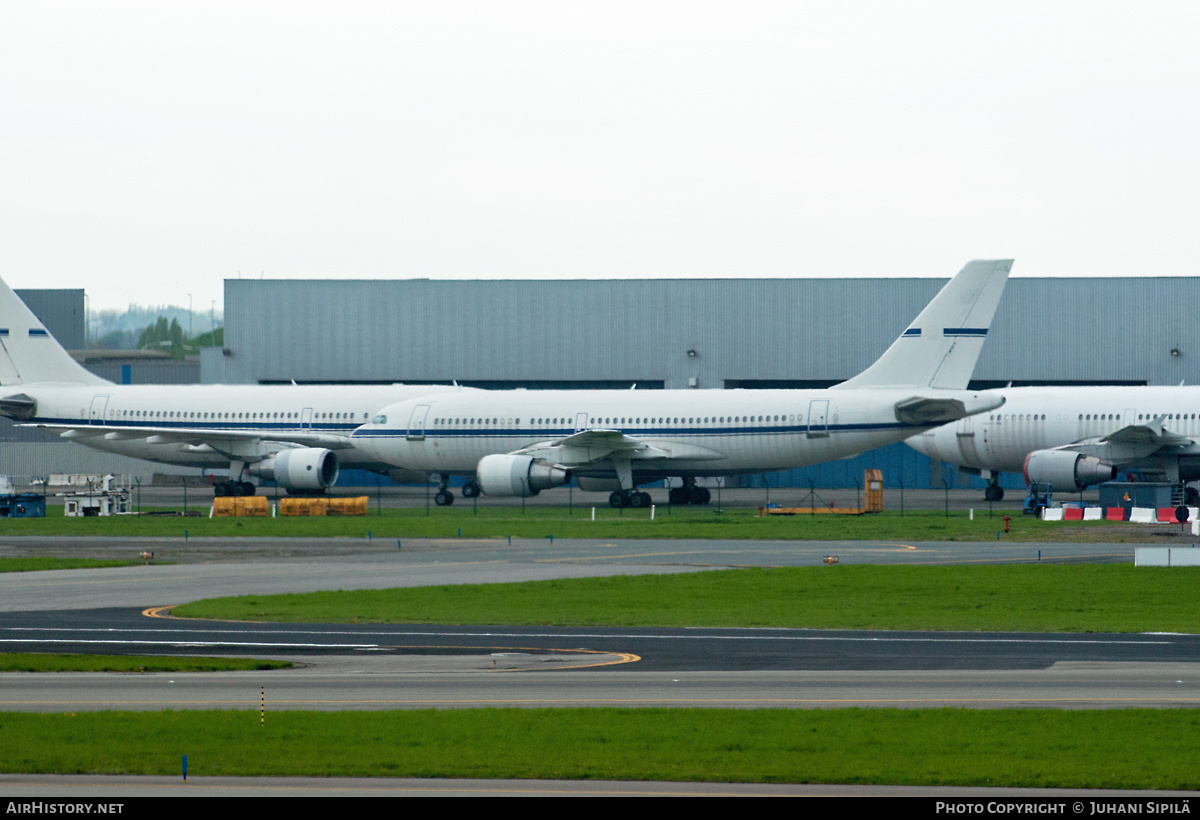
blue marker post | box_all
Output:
[549,534,554,545]
[183,754,187,782]
[397,539,402,552]
[184,530,188,541]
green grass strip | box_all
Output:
[0,558,142,573]
[0,654,291,672]
[0,505,1143,541]
[0,709,1196,788]
[172,564,1200,633]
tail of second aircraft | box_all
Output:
[0,275,109,386]
[833,259,1011,391]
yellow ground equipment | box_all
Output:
[278,496,368,516]
[212,496,270,517]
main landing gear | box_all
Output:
[668,479,711,505]
[214,480,256,497]
[983,482,1004,502]
[610,489,653,508]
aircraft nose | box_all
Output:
[350,424,386,458]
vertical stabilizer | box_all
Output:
[0,276,109,386]
[833,259,1011,390]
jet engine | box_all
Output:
[247,448,340,490]
[1023,450,1117,490]
[477,454,571,497]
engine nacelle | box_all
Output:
[247,448,339,490]
[1023,450,1116,490]
[477,454,571,497]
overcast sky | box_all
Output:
[2,1,1198,311]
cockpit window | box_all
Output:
[372,414,387,425]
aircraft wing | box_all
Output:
[1100,418,1193,447]
[514,428,726,466]
[23,422,358,451]
[1049,419,1200,464]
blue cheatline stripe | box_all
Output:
[902,328,921,337]
[28,329,48,337]
[352,421,929,440]
[34,417,360,434]
[942,327,988,337]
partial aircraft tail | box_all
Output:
[0,275,109,386]
[833,259,1011,390]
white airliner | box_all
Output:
[907,385,1200,504]
[351,260,1013,507]
[0,276,477,495]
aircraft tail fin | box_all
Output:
[0,276,109,386]
[833,259,1011,390]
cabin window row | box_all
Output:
[111,410,370,420]
[430,415,803,425]
[1072,414,1197,420]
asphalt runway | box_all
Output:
[2,613,1200,711]
[0,534,1196,715]
[4,535,1199,797]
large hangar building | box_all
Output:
[208,276,1198,491]
[5,276,1197,490]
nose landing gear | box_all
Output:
[434,474,454,506]
[609,490,652,508]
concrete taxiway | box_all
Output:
[0,536,1138,612]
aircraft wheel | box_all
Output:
[213,482,228,498]
[639,491,652,507]
[668,487,686,505]
[688,486,711,505]
[435,489,454,506]
[462,481,481,499]
[629,491,645,508]
[984,485,1004,502]
[610,491,629,508]
[239,482,256,496]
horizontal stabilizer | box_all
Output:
[893,393,1005,425]
[0,392,37,419]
